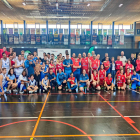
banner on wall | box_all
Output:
[9,35,14,44]
[42,29,46,44]
[26,29,30,34]
[108,29,112,45]
[48,29,53,44]
[31,29,35,44]
[14,28,19,44]
[115,29,119,44]
[3,28,8,44]
[9,28,13,34]
[92,29,97,45]
[26,29,30,44]
[64,29,68,45]
[54,29,59,44]
[98,29,102,44]
[59,29,63,44]
[70,29,75,45]
[19,29,23,44]
[103,29,107,44]
[38,49,71,59]
[36,29,40,34]
[125,29,134,35]
[76,29,80,44]
[120,29,124,45]
[81,29,86,45]
[86,29,90,45]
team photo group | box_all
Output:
[0,46,140,95]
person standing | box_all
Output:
[120,51,127,67]
[115,56,123,72]
[102,53,111,62]
[110,57,116,85]
[130,53,136,68]
[24,55,35,78]
[81,53,89,75]
[0,52,10,74]
[15,55,24,79]
[12,52,18,62]
[90,54,99,71]
[136,55,140,74]
[103,57,110,76]
[63,54,73,79]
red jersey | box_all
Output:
[136,60,140,72]
[125,72,131,78]
[81,57,88,70]
[91,59,98,70]
[125,63,133,74]
[93,73,98,81]
[11,60,15,66]
[68,77,75,85]
[49,64,55,74]
[97,59,100,66]
[73,61,80,72]
[77,58,81,62]
[99,69,106,80]
[103,61,110,71]
[115,60,123,70]
[71,57,75,63]
[117,74,125,85]
[89,56,93,61]
[116,70,120,76]
[56,62,64,71]
[105,77,112,85]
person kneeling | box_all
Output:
[131,70,140,90]
[57,68,67,90]
[91,70,100,90]
[27,74,38,94]
[104,73,114,91]
[79,69,90,92]
[124,68,131,89]
[17,70,29,94]
[67,73,77,92]
[117,69,126,90]
[41,75,51,93]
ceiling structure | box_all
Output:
[0,0,140,25]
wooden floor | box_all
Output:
[0,89,140,140]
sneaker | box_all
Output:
[43,90,45,92]
[19,91,24,94]
[29,91,33,94]
[127,85,129,89]
[5,91,11,94]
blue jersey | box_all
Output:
[80,74,89,83]
[8,74,16,80]
[57,72,66,85]
[29,79,37,86]
[131,74,139,82]
[44,65,49,72]
[63,59,73,71]
[48,73,56,80]
[33,57,38,62]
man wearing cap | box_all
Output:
[63,54,73,79]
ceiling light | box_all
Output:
[87,3,90,6]
[22,2,26,6]
[119,4,123,7]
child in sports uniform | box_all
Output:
[41,75,51,92]
[117,69,126,90]
[124,68,131,89]
[27,74,38,93]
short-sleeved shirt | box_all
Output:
[48,73,56,80]
[63,59,73,71]
[115,61,123,70]
[8,74,16,80]
[80,74,89,82]
[105,77,113,85]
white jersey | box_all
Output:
[2,58,10,74]
[43,78,49,86]
[13,56,18,62]
[15,59,24,77]
[0,73,7,86]
[17,75,27,83]
[29,79,36,86]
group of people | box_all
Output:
[0,46,140,95]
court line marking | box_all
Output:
[99,91,140,134]
[1,116,140,119]
[31,91,50,137]
[1,100,140,103]
[0,134,140,138]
